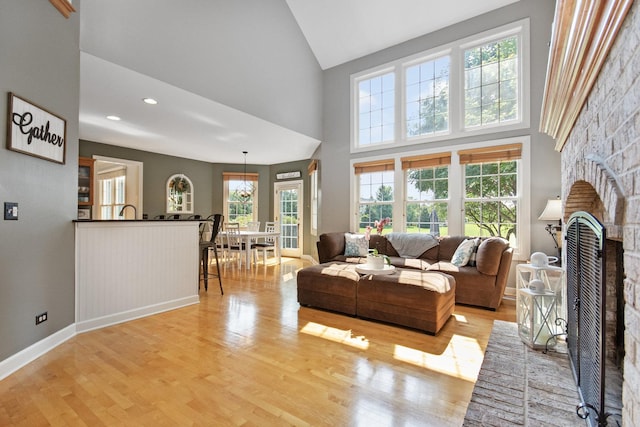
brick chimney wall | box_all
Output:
[561,3,639,425]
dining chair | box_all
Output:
[252,221,279,265]
[225,222,258,268]
[223,222,244,267]
[247,221,261,231]
[200,214,223,294]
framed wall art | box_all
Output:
[7,92,67,164]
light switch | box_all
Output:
[4,202,18,220]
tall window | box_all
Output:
[354,159,394,233]
[403,153,450,236]
[405,56,450,137]
[461,144,521,247]
[99,175,125,219]
[309,160,319,236]
[357,72,395,146]
[223,172,258,227]
[464,35,519,128]
[352,19,528,152]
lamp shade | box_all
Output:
[538,199,562,221]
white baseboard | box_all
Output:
[0,324,75,381]
[300,254,318,265]
[76,295,199,333]
[0,296,199,381]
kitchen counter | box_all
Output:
[75,220,200,332]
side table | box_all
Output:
[516,263,566,350]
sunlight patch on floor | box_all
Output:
[301,322,370,350]
[282,272,295,282]
[393,334,483,381]
[453,313,468,323]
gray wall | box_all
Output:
[80,0,323,141]
[81,140,273,221]
[320,0,561,257]
[81,141,315,254]
[0,0,80,360]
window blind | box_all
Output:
[458,143,522,164]
[401,152,451,170]
[353,159,394,174]
[222,172,259,181]
[308,159,318,175]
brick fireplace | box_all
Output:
[559,2,639,425]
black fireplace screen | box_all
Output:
[566,211,607,426]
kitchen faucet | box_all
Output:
[119,204,137,218]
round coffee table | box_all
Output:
[355,264,396,275]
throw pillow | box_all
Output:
[344,233,369,256]
[451,238,476,267]
[467,238,481,266]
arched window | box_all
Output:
[166,174,193,214]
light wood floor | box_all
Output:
[0,258,515,426]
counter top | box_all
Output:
[74,219,205,223]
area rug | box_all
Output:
[463,320,580,426]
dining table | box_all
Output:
[219,229,281,269]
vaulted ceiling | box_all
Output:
[79,0,519,165]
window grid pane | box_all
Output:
[358,171,394,233]
[358,72,395,146]
[99,177,126,220]
[464,36,519,129]
[226,179,256,226]
[464,160,518,246]
[405,56,450,137]
[405,166,449,235]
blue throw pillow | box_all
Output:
[451,238,476,267]
[344,233,369,256]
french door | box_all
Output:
[274,180,303,258]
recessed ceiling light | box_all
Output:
[106,115,121,121]
[143,98,158,105]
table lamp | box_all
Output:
[538,197,562,261]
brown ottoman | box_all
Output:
[297,263,360,315]
[357,270,456,335]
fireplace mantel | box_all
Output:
[539,0,633,151]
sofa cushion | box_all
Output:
[344,233,369,256]
[451,238,476,266]
[476,237,509,275]
[318,232,348,261]
[437,236,467,260]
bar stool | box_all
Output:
[200,214,224,294]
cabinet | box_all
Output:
[78,157,94,218]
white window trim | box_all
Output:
[310,168,318,236]
[350,19,530,154]
[166,174,194,214]
[350,135,530,261]
[223,178,259,225]
[350,66,396,151]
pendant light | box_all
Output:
[238,150,252,201]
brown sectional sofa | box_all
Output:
[315,232,513,310]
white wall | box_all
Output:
[80,0,323,141]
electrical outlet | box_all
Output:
[4,202,18,220]
[35,312,47,325]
